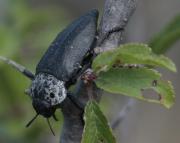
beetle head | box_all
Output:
[27,73,67,118]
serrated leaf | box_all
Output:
[149,15,180,54]
[153,80,175,108]
[92,43,176,73]
[81,101,116,143]
[95,68,161,98]
[92,50,117,73]
[95,68,175,108]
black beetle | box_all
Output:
[30,9,98,117]
[0,9,99,135]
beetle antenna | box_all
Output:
[26,114,39,127]
[47,118,55,136]
[0,56,35,80]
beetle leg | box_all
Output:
[0,56,35,80]
[52,114,58,121]
[67,62,92,87]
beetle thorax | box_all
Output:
[29,73,67,106]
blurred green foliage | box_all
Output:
[0,0,70,142]
[149,15,180,54]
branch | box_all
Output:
[111,98,136,130]
[97,0,137,49]
[0,56,35,80]
[59,0,137,143]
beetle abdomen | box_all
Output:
[36,9,98,83]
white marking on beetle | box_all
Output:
[29,73,67,106]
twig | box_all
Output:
[0,56,35,80]
[98,0,137,49]
[111,99,136,130]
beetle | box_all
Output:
[0,9,99,135]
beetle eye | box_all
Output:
[50,93,55,98]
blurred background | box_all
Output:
[0,0,179,143]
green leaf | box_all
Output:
[95,68,175,108]
[153,80,175,108]
[81,101,116,143]
[149,15,180,54]
[92,43,176,73]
